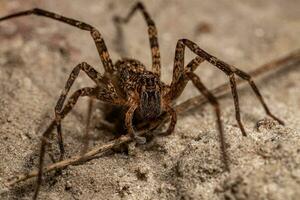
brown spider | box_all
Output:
[0,2,284,199]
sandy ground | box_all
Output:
[0,0,299,199]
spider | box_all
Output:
[0,2,284,199]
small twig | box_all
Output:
[5,49,300,187]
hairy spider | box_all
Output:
[0,2,284,199]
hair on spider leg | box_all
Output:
[0,1,292,199]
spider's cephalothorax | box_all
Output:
[114,59,162,121]
[0,2,284,199]
[111,58,166,142]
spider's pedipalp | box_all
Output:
[158,103,177,136]
[125,100,147,144]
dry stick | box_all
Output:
[5,49,300,187]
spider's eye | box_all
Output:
[146,77,155,86]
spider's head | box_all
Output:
[136,72,162,120]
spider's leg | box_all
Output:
[114,2,161,76]
[54,62,110,159]
[81,98,94,155]
[34,87,97,200]
[55,121,64,161]
[187,72,229,171]
[164,45,228,169]
[158,103,177,136]
[0,9,115,73]
[35,85,124,200]
[161,56,203,136]
[125,102,146,144]
[166,55,204,100]
[175,39,283,136]
[165,36,205,101]
[34,120,56,200]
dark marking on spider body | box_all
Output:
[0,2,284,199]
